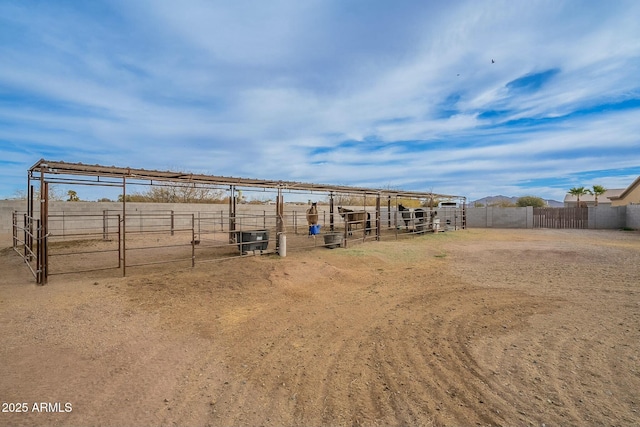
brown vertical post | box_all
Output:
[29,184,34,258]
[122,176,126,277]
[171,210,175,236]
[329,192,334,232]
[229,185,236,243]
[462,197,467,229]
[36,218,41,284]
[26,173,31,219]
[103,209,108,240]
[191,214,195,267]
[44,182,49,284]
[394,195,398,240]
[23,214,28,260]
[343,217,348,248]
[26,175,31,259]
[376,194,381,241]
[117,214,121,269]
[197,211,201,241]
[39,177,48,285]
[12,211,17,249]
[362,194,367,242]
[276,187,284,233]
[387,196,391,228]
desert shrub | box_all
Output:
[516,196,546,208]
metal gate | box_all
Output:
[533,207,588,229]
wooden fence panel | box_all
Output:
[533,207,588,229]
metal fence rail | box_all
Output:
[12,212,45,282]
[47,214,121,277]
[12,205,463,283]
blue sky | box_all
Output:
[1,0,639,202]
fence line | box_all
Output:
[12,212,44,282]
[12,206,464,282]
[533,207,588,229]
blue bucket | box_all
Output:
[309,224,321,235]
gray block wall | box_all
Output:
[1,200,377,238]
[466,207,533,228]
[588,206,627,229]
[0,201,24,234]
[467,205,637,229]
[627,205,640,229]
[4,201,640,237]
[0,200,321,236]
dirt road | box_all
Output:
[1,229,639,426]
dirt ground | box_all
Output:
[1,228,639,426]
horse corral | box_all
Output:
[13,159,466,284]
[337,207,372,236]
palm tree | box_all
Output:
[66,190,80,202]
[591,185,606,206]
[568,186,590,207]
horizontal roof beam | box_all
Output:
[29,158,463,200]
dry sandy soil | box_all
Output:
[1,228,639,426]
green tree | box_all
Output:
[516,196,546,207]
[591,185,606,206]
[491,200,516,207]
[568,186,590,207]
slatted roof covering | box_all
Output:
[29,158,463,200]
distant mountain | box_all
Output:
[471,195,563,207]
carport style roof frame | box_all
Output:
[28,158,463,200]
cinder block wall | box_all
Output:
[588,206,627,229]
[0,200,325,236]
[0,200,380,237]
[627,205,640,229]
[466,207,533,228]
[0,200,24,234]
[467,206,638,229]
[5,200,640,237]
[466,207,490,228]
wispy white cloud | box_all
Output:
[1,0,639,201]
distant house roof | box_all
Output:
[608,176,640,202]
[564,189,624,203]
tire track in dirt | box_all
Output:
[181,251,561,426]
[205,264,389,426]
[85,335,206,427]
[4,229,639,426]
[446,232,640,426]
[367,283,557,426]
[122,247,561,426]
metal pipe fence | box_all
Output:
[12,212,44,282]
[11,205,463,282]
